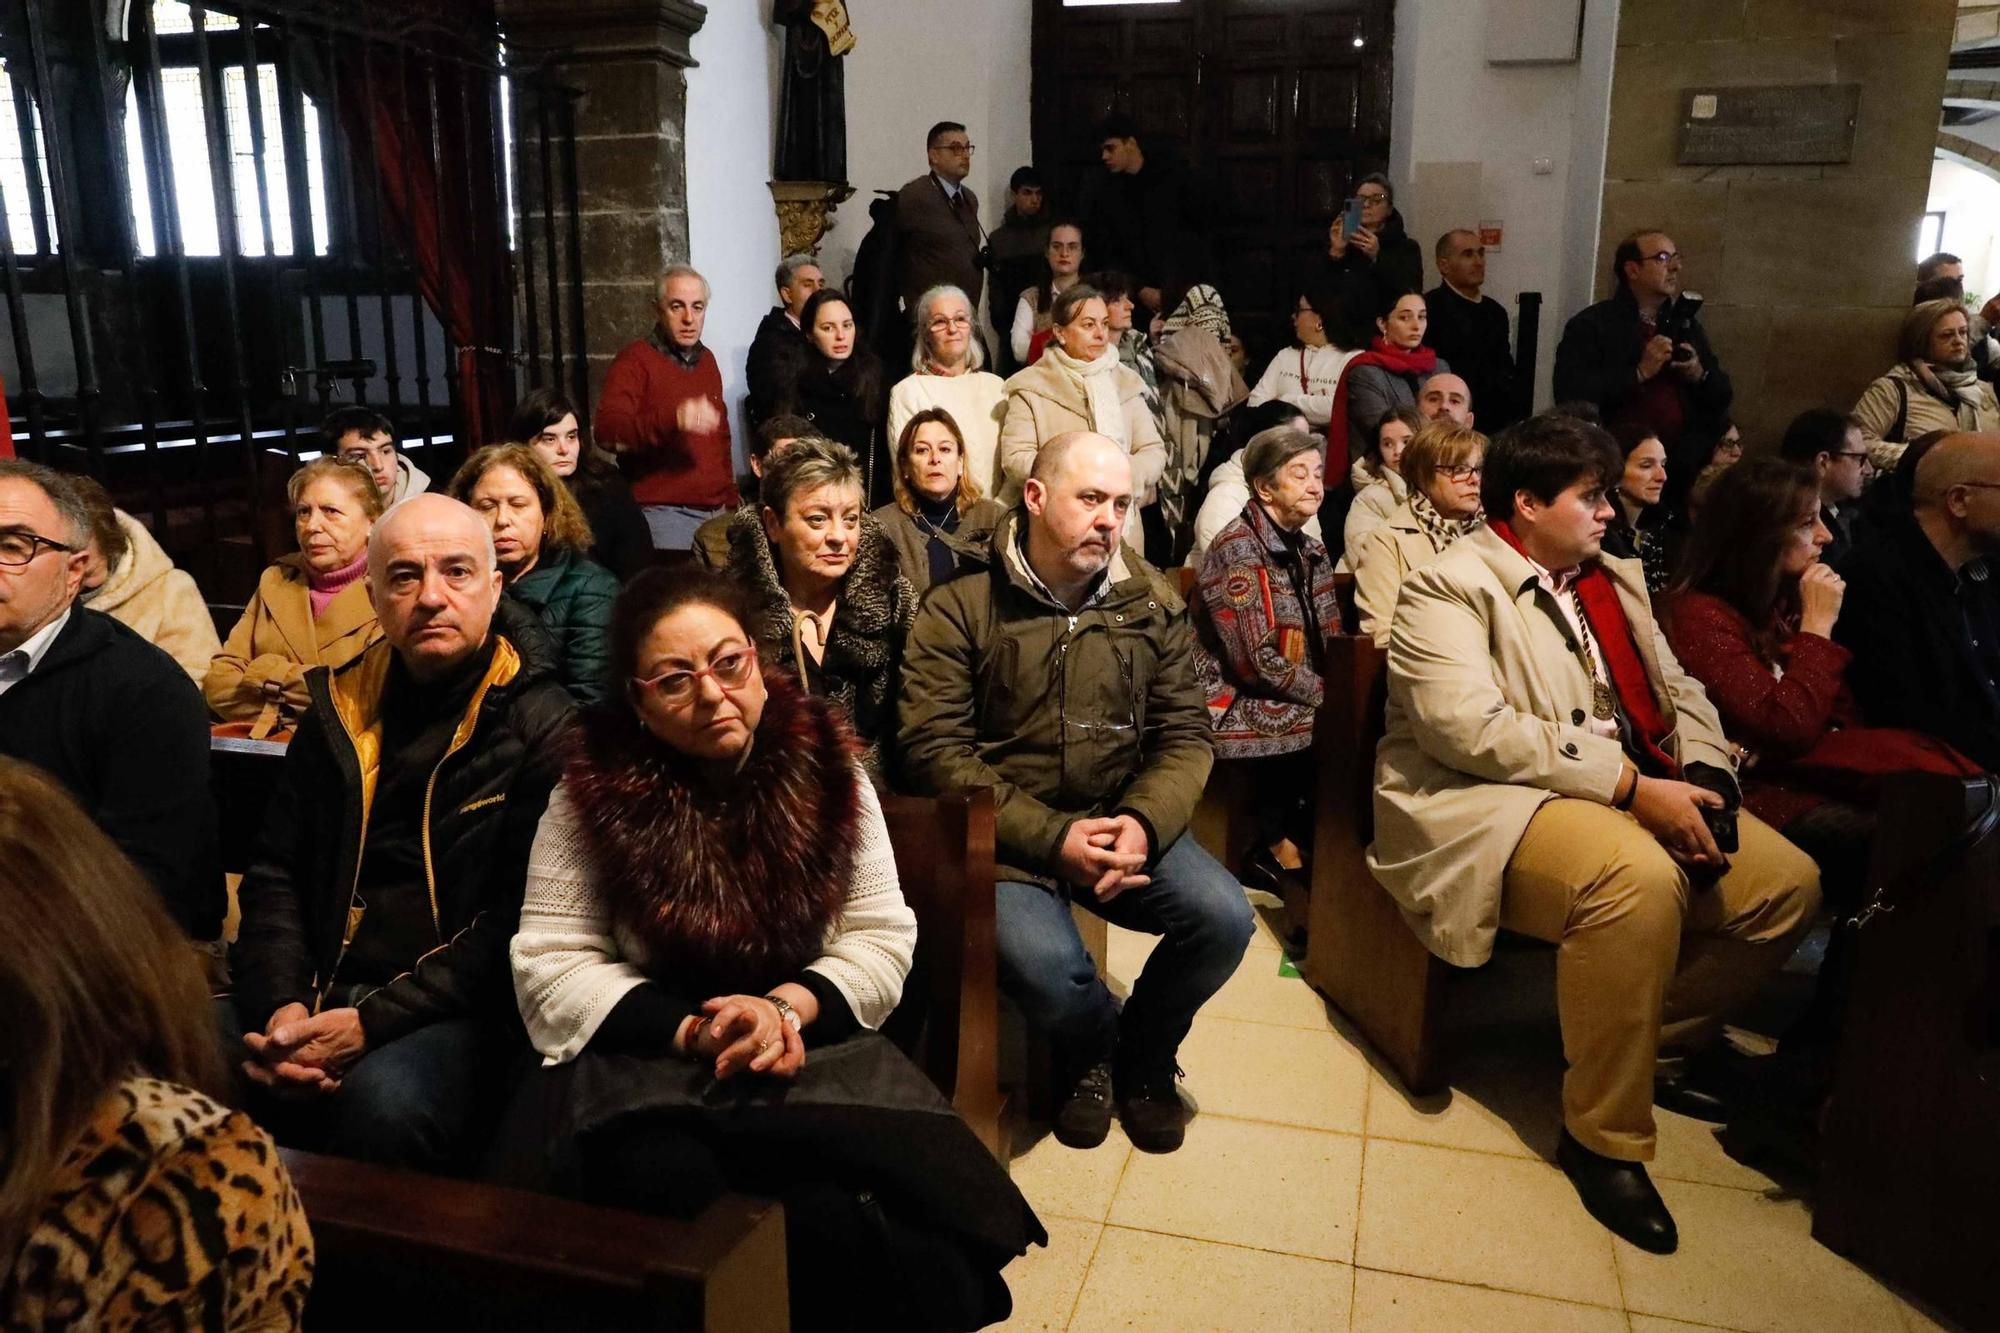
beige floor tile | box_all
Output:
[1178,1015,1369,1134]
[1067,1227,1351,1331]
[1616,1178,1906,1333]
[1009,1124,1134,1224]
[996,1216,1101,1332]
[1202,948,1338,1030]
[1247,908,1287,953]
[1362,1054,1561,1161]
[1351,1269,1628,1333]
[1629,1318,1749,1333]
[1105,926,1156,990]
[1354,1138,1622,1309]
[1646,1108,1778,1193]
[1107,1114,1362,1262]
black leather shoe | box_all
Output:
[1556,1129,1678,1254]
[1052,1060,1114,1149]
[1115,1061,1187,1153]
[1654,1072,1729,1123]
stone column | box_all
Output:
[495,0,707,412]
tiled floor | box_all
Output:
[994,908,1964,1333]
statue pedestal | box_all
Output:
[768,180,857,258]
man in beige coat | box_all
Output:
[1368,412,1818,1255]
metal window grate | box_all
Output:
[0,66,57,255]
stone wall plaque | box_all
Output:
[1676,84,1861,166]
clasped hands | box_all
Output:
[1055,814,1152,902]
[678,994,806,1082]
[241,1002,366,1097]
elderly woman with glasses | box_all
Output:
[497,568,1043,1332]
[1350,420,1488,646]
[886,285,1008,498]
[1851,297,2000,472]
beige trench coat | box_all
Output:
[1367,526,1735,967]
[1349,500,1450,648]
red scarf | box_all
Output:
[1490,519,1680,778]
[1325,338,1438,479]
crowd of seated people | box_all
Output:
[17,138,2000,1331]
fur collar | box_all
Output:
[562,670,861,998]
[724,505,910,678]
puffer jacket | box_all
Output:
[506,545,619,705]
[230,599,576,1045]
[898,510,1214,886]
[86,509,220,684]
[725,505,917,769]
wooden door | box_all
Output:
[1031,0,1394,364]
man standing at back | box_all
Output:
[1081,114,1209,319]
[747,254,825,427]
[596,265,737,552]
[988,166,1050,374]
[895,122,985,321]
[900,432,1252,1155]
[0,459,220,939]
[229,494,575,1168]
[1425,230,1523,432]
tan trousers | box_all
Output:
[1501,799,1820,1161]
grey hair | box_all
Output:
[759,435,864,520]
[910,284,986,373]
[0,458,90,547]
[657,264,711,303]
[774,253,819,291]
[1243,428,1322,491]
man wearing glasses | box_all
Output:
[895,121,987,320]
[899,432,1252,1156]
[1554,229,1733,480]
[1778,409,1875,570]
[0,459,220,938]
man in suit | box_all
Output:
[1368,411,1818,1254]
[894,121,985,320]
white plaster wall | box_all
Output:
[1390,0,1618,414]
[684,6,783,465]
[1925,156,2000,302]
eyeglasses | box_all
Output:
[1642,250,1681,266]
[0,529,76,567]
[927,314,973,333]
[1832,450,1873,466]
[1439,463,1483,482]
[935,141,975,154]
[1356,192,1390,205]
[632,644,758,707]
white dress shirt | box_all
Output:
[1520,555,1620,740]
[0,606,71,698]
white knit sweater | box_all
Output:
[511,771,918,1065]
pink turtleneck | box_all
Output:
[307,550,368,620]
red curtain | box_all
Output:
[336,15,513,451]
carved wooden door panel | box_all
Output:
[1032,0,1393,365]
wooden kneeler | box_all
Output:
[1297,633,1448,1095]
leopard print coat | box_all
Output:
[2,1077,313,1331]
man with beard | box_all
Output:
[898,432,1250,1155]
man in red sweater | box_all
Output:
[595,264,737,551]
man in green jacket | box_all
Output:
[899,432,1251,1154]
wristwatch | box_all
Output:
[764,994,802,1034]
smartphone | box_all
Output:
[1341,197,1365,235]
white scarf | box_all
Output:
[1043,342,1131,451]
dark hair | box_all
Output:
[891,407,984,514]
[1240,398,1310,441]
[1917,252,1962,283]
[1050,282,1104,330]
[797,289,883,407]
[1481,410,1622,519]
[1008,165,1042,192]
[1608,417,1662,461]
[607,566,765,699]
[1434,227,1479,262]
[755,413,818,462]
[319,405,394,452]
[926,120,966,148]
[1667,455,1821,657]
[66,475,129,574]
[1913,275,1964,306]
[1085,269,1134,304]
[1550,399,1603,426]
[1610,228,1668,292]
[1368,406,1425,463]
[508,386,578,445]
[0,457,89,547]
[1778,408,1858,465]
[800,287,856,344]
[1097,111,1140,144]
[1356,171,1394,206]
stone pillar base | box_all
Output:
[768,180,857,258]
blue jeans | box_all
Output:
[217,993,511,1172]
[641,503,726,550]
[996,832,1252,1069]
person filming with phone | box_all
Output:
[1554,230,1733,500]
[1314,173,1423,348]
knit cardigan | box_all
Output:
[511,770,917,1065]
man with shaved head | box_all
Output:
[229,491,575,1168]
[1425,231,1523,430]
[1836,431,2000,770]
[901,431,1251,1154]
[1417,371,1475,428]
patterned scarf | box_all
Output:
[1406,488,1483,554]
[1163,284,1231,341]
[1117,327,1165,437]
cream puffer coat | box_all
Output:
[85,510,221,685]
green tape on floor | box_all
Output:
[1277,955,1300,979]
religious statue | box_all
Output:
[772,0,853,183]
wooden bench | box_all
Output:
[284,1148,787,1331]
[1297,632,1448,1095]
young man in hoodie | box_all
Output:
[324,405,429,506]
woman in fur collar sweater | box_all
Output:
[499,569,1043,1331]
[722,436,916,774]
